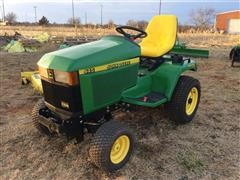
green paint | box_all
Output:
[170,40,209,58]
[122,60,197,107]
[171,48,209,58]
[80,64,138,114]
[37,34,198,115]
[38,35,140,71]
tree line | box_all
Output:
[2,8,216,31]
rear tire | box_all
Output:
[165,75,201,123]
[32,99,51,135]
[89,121,135,172]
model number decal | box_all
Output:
[82,67,96,74]
[107,61,130,70]
[79,58,139,75]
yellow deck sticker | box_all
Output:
[79,58,139,75]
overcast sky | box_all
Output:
[2,0,239,24]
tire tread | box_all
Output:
[89,121,134,172]
[166,75,201,123]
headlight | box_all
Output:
[38,66,78,86]
[54,70,79,85]
[39,66,48,79]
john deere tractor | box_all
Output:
[33,15,201,172]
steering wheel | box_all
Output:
[116,26,147,40]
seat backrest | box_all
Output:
[140,15,177,54]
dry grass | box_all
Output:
[178,33,240,48]
[0,34,240,179]
[0,25,116,37]
[177,149,205,172]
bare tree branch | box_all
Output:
[189,8,215,30]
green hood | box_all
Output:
[37,36,140,72]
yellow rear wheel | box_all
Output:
[185,87,199,115]
[166,76,201,123]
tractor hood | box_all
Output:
[37,36,140,72]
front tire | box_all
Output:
[31,99,51,135]
[89,121,135,172]
[166,76,201,123]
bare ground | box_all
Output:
[0,34,240,180]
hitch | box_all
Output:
[38,115,62,134]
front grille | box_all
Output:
[41,80,82,113]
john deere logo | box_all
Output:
[47,69,54,79]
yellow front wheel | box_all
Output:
[110,135,130,164]
[89,121,135,172]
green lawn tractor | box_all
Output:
[33,15,201,172]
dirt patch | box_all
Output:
[0,34,240,179]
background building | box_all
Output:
[215,10,240,34]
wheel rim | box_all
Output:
[110,135,130,164]
[185,87,199,115]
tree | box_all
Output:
[67,17,81,25]
[189,8,215,30]
[126,19,138,27]
[137,20,148,30]
[5,12,17,24]
[107,19,115,28]
[39,16,49,25]
[126,20,148,29]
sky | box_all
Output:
[1,0,240,25]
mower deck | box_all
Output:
[21,71,43,94]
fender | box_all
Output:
[151,60,197,100]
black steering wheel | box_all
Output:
[116,26,147,40]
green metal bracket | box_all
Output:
[170,40,209,58]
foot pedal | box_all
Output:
[137,92,165,103]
